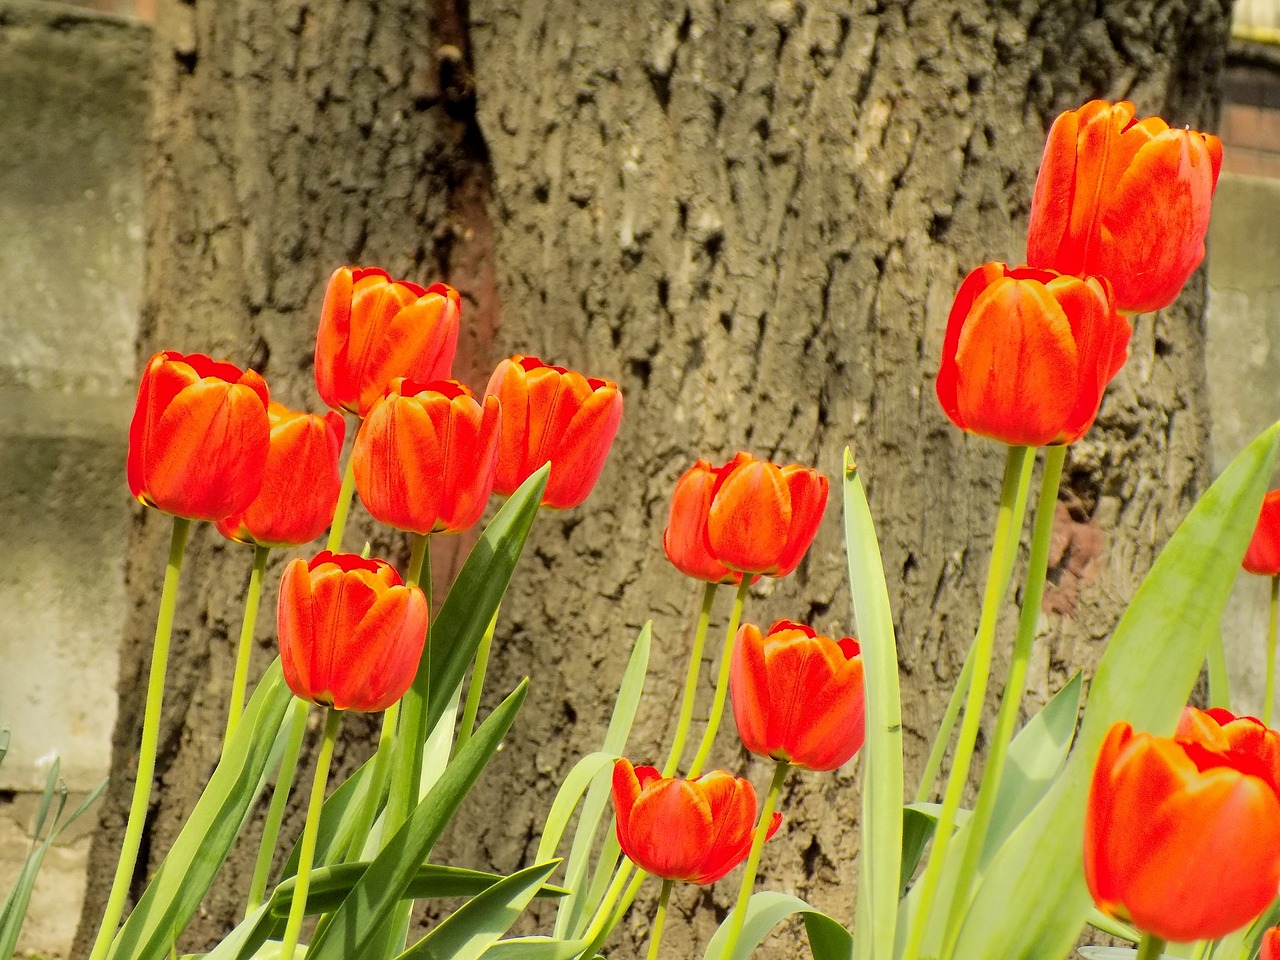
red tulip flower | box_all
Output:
[1262,927,1280,960]
[663,459,743,585]
[1084,711,1280,942]
[1027,99,1223,315]
[352,379,501,535]
[277,552,428,713]
[730,620,865,772]
[314,267,460,417]
[484,356,623,509]
[704,453,828,577]
[216,403,346,547]
[1244,490,1280,576]
[127,350,271,522]
[611,758,781,885]
[935,262,1130,447]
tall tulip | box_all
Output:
[352,378,501,535]
[216,403,346,547]
[663,458,742,584]
[127,350,271,522]
[277,552,428,713]
[1027,99,1222,315]
[485,355,623,509]
[935,262,1130,447]
[610,758,781,885]
[314,267,460,417]
[1085,713,1280,942]
[730,620,865,772]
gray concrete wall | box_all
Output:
[0,1,148,955]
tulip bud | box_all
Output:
[127,350,271,522]
[1262,926,1280,960]
[277,552,428,713]
[1243,490,1280,577]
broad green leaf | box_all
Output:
[952,422,1280,960]
[844,452,903,960]
[480,937,591,960]
[396,862,560,960]
[704,892,853,960]
[108,660,294,960]
[1206,624,1231,710]
[1084,908,1140,944]
[899,807,936,899]
[306,681,528,960]
[534,752,617,865]
[555,622,651,939]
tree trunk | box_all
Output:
[77,0,1231,956]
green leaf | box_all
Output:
[534,752,618,865]
[107,660,294,960]
[843,451,903,960]
[952,422,1280,960]
[396,862,560,960]
[305,681,528,960]
[555,622,651,939]
[479,937,591,960]
[704,892,853,960]
[1084,908,1140,944]
[899,807,936,899]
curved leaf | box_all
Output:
[705,892,852,960]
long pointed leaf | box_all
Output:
[705,892,853,960]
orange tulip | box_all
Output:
[663,459,742,585]
[352,379,501,535]
[1027,99,1223,315]
[704,453,828,577]
[730,620,865,772]
[314,267,460,417]
[611,758,781,885]
[127,350,271,522]
[277,552,428,713]
[935,262,1130,447]
[216,403,345,547]
[1262,926,1280,960]
[1085,713,1280,942]
[484,356,623,510]
[1244,490,1280,577]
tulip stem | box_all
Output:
[901,445,1033,960]
[645,880,675,960]
[224,544,271,753]
[88,515,191,960]
[1267,575,1278,728]
[579,865,646,959]
[688,576,752,779]
[1136,933,1167,960]
[914,643,974,803]
[722,759,789,960]
[342,701,400,863]
[281,706,342,960]
[456,609,500,755]
[663,581,719,776]
[245,696,308,916]
[941,444,1064,957]
[326,451,357,552]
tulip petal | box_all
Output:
[626,778,714,881]
[545,384,623,509]
[708,460,791,573]
[730,624,773,759]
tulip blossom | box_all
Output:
[1027,99,1222,315]
[216,403,345,547]
[314,266,460,417]
[277,552,428,713]
[611,758,781,885]
[127,350,271,522]
[935,262,1130,447]
[352,379,501,535]
[663,459,742,585]
[730,620,865,771]
[1262,927,1280,960]
[704,453,828,577]
[1084,711,1280,942]
[1244,490,1280,577]
[485,355,623,509]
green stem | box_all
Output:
[942,444,1064,956]
[245,697,309,916]
[687,576,752,779]
[914,643,975,804]
[1267,575,1278,727]
[901,445,1033,960]
[280,707,342,960]
[342,701,400,863]
[645,880,675,960]
[1135,933,1167,960]
[224,544,271,753]
[326,450,357,552]
[88,515,191,960]
[663,581,718,777]
[385,533,431,842]
[456,609,500,756]
[579,865,646,959]
[722,760,789,960]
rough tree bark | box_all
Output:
[78,1,1231,956]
